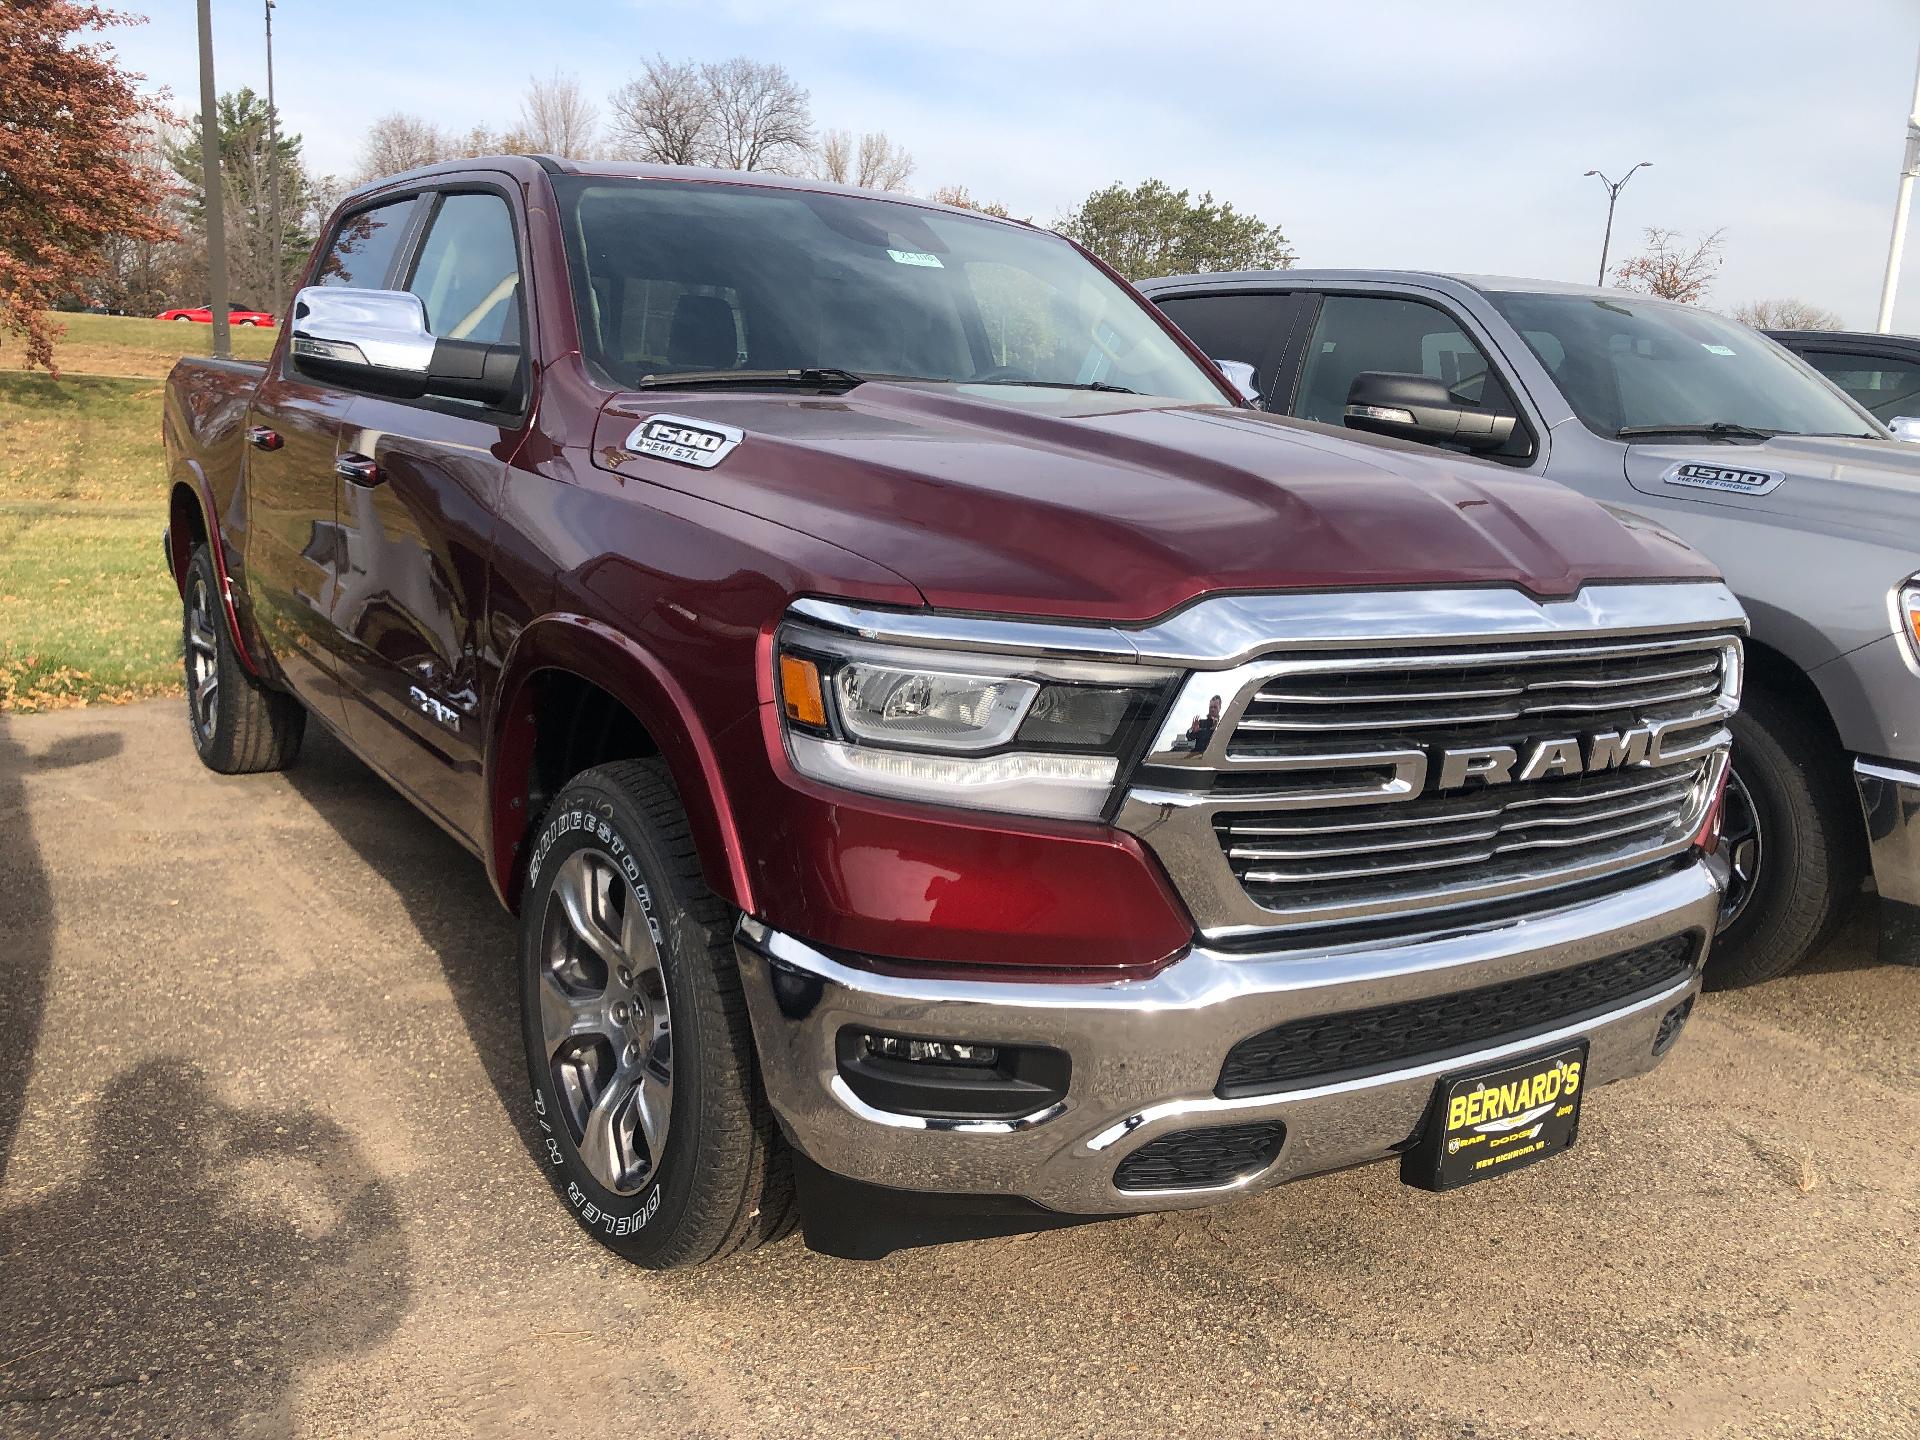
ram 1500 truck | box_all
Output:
[164,159,1741,1268]
[1144,270,1917,985]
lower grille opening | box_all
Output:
[1113,1121,1287,1192]
[1217,932,1699,1097]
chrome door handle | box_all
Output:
[335,453,383,485]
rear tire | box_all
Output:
[518,760,795,1268]
[1706,688,1864,988]
[181,544,305,774]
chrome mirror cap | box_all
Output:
[1213,358,1260,405]
[288,286,435,374]
[1889,415,1920,443]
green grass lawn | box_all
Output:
[0,315,276,712]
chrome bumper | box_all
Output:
[736,861,1719,1215]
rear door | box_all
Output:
[330,185,529,843]
[243,195,419,724]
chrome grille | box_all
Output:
[1120,620,1741,941]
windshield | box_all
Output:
[1486,291,1880,441]
[551,177,1225,403]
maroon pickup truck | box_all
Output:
[163,156,1744,1267]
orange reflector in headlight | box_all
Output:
[780,653,827,728]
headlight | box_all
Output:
[775,620,1171,820]
[1896,577,1920,670]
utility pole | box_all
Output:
[265,0,282,312]
[1876,44,1920,334]
[196,0,230,359]
[1584,162,1652,287]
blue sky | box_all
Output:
[112,0,1920,329]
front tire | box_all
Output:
[1707,689,1864,987]
[518,760,794,1268]
[181,544,305,773]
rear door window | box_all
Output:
[1152,291,1296,405]
[1796,349,1920,424]
[314,198,416,289]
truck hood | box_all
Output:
[593,385,1715,621]
[1623,432,1920,543]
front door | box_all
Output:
[329,188,529,844]
[242,195,421,727]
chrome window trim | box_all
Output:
[791,581,1745,671]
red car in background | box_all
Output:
[155,303,276,327]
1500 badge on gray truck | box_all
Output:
[163,159,1740,1266]
[1147,271,1918,985]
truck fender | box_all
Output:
[485,614,755,915]
[166,458,263,677]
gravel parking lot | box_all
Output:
[3,700,1918,1439]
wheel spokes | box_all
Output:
[537,846,674,1195]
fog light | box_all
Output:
[861,1033,999,1067]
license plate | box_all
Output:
[1402,1042,1589,1192]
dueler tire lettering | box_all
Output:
[516,759,796,1268]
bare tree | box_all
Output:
[854,131,913,190]
[816,127,854,183]
[816,128,914,190]
[519,70,597,157]
[701,56,812,172]
[1733,297,1845,331]
[928,184,1015,219]
[607,55,714,165]
[1612,226,1726,305]
[356,112,448,183]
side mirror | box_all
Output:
[288,286,520,407]
[1214,358,1260,405]
[1343,371,1516,452]
[1889,415,1920,443]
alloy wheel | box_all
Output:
[185,573,221,745]
[537,849,673,1194]
[1716,767,1763,930]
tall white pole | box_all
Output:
[1875,44,1920,334]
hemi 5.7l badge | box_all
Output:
[1662,460,1785,497]
[626,414,742,469]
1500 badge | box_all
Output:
[626,414,743,469]
[1662,460,1785,497]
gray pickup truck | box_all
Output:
[1140,270,1920,985]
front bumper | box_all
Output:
[737,861,1719,1215]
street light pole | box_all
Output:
[1584,162,1653,287]
[1875,44,1920,334]
[196,0,230,360]
[265,0,282,311]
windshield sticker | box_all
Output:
[887,249,944,268]
[1700,343,1736,356]
[1662,460,1785,497]
[626,414,743,470]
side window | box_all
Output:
[1798,350,1920,423]
[1291,294,1530,459]
[314,199,415,289]
[405,193,522,345]
[1152,292,1292,401]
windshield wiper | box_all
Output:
[1614,421,1782,441]
[971,378,1139,395]
[634,367,871,392]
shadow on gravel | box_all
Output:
[0,1057,408,1435]
[280,727,535,1156]
[0,721,123,1179]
